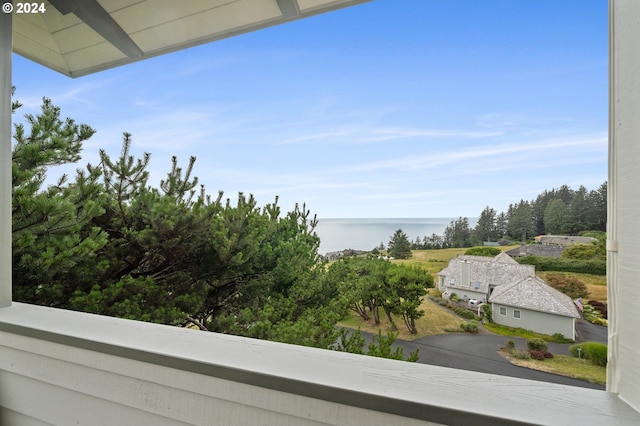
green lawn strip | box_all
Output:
[483,322,572,342]
[502,351,606,385]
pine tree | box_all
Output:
[388,229,412,259]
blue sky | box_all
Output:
[12,0,608,219]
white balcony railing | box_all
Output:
[1,302,639,425]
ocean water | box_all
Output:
[314,218,457,254]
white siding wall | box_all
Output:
[609,1,640,410]
[491,303,575,340]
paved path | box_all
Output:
[363,332,605,390]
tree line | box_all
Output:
[409,183,607,249]
[11,95,433,358]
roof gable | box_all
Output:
[438,254,535,294]
[489,276,580,318]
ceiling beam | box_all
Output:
[276,0,300,18]
[49,0,143,58]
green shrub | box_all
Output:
[464,247,501,257]
[459,321,479,333]
[543,273,589,299]
[515,256,605,276]
[529,350,554,361]
[450,306,476,319]
[450,293,459,302]
[569,342,608,367]
[583,304,604,324]
[482,303,492,322]
[512,349,531,360]
[526,338,548,352]
[505,339,515,349]
[551,333,570,343]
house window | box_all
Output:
[514,310,521,319]
[499,307,506,316]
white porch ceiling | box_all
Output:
[12,0,370,77]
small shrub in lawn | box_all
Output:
[460,321,479,333]
[570,342,608,367]
[529,350,545,361]
[505,339,515,350]
[529,350,554,361]
[526,338,548,352]
[513,349,531,360]
[551,333,570,343]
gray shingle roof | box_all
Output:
[488,276,580,318]
[506,244,565,258]
[438,254,535,295]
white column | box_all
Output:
[0,4,12,307]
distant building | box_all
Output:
[506,244,565,258]
[534,235,597,246]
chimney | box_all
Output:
[460,261,471,287]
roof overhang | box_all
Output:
[12,0,370,78]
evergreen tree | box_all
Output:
[473,206,498,244]
[12,96,108,306]
[507,200,533,241]
[543,198,569,234]
[388,229,412,259]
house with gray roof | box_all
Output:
[437,253,535,303]
[439,253,580,339]
[488,276,580,340]
[534,235,597,246]
[506,243,565,258]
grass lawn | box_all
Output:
[483,322,562,341]
[338,297,466,340]
[501,350,606,385]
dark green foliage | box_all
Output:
[459,320,479,333]
[516,256,606,275]
[449,305,476,319]
[464,246,501,257]
[562,241,606,261]
[388,229,412,259]
[543,274,589,299]
[507,200,534,241]
[330,257,433,334]
[587,300,607,319]
[526,338,548,351]
[505,339,515,349]
[482,303,493,322]
[569,342,608,367]
[443,217,472,248]
[11,94,350,350]
[333,328,419,362]
[543,199,569,234]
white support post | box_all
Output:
[0,5,12,307]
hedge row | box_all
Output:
[515,256,606,275]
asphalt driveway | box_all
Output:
[363,332,605,390]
